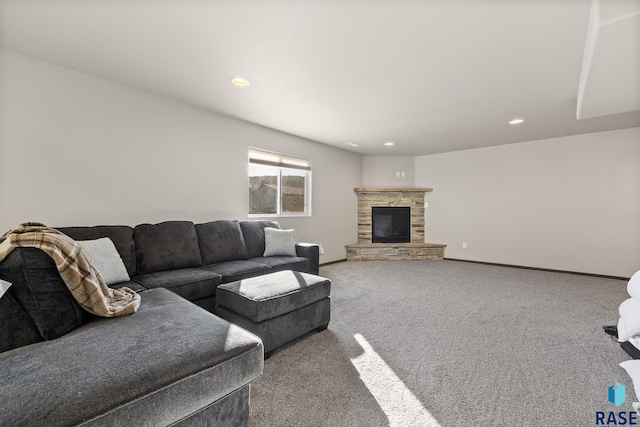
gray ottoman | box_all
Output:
[214,270,331,358]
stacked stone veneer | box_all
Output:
[346,188,446,261]
[356,188,427,243]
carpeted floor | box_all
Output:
[248,260,633,426]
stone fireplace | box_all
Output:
[346,188,446,261]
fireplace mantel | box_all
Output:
[346,187,445,261]
[354,187,433,193]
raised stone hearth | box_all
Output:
[346,242,446,261]
[346,188,446,261]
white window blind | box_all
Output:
[249,148,311,170]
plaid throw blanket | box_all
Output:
[0,222,140,317]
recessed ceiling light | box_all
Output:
[384,141,395,146]
[346,142,359,147]
[509,118,524,125]
[230,77,250,87]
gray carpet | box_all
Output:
[248,260,633,426]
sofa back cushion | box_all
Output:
[195,220,249,265]
[57,226,137,276]
[239,221,280,259]
[134,221,202,274]
[0,248,88,346]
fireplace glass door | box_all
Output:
[371,207,410,243]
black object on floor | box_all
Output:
[603,325,618,336]
[621,341,640,360]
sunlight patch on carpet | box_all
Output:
[351,333,442,427]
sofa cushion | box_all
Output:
[250,256,310,273]
[77,238,131,286]
[201,260,273,284]
[57,225,137,276]
[0,248,88,341]
[196,220,249,264]
[0,288,264,427]
[133,268,221,301]
[134,221,202,274]
[239,221,280,259]
[111,280,148,293]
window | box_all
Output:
[248,148,311,216]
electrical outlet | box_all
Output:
[319,244,325,255]
[462,242,468,249]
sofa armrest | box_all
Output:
[296,243,320,275]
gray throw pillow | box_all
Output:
[263,228,296,257]
[78,238,131,285]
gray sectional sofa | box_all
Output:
[0,219,320,426]
[59,219,320,312]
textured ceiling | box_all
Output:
[1,0,639,156]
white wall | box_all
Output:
[415,128,640,278]
[0,50,362,263]
[362,156,415,187]
[4,49,637,275]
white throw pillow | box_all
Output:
[618,298,640,342]
[263,228,297,257]
[628,270,640,300]
[78,238,131,285]
[620,360,640,409]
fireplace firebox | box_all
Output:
[371,206,410,243]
